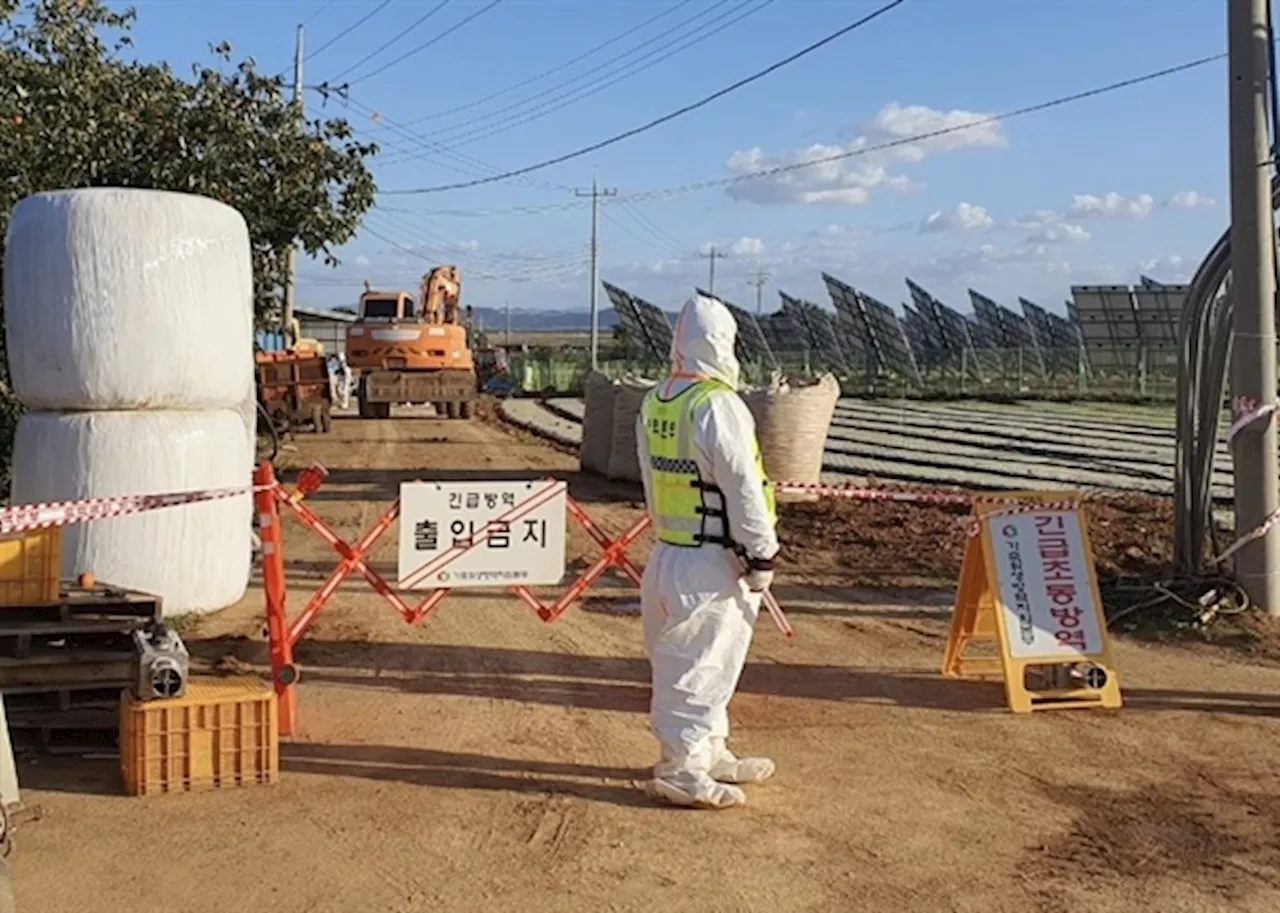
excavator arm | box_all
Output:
[419,265,461,325]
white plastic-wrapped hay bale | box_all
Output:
[10,410,253,615]
[579,371,617,475]
[606,377,656,483]
[742,373,840,490]
[4,188,254,411]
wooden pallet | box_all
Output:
[7,684,122,751]
[0,584,161,626]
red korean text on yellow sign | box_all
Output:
[942,492,1123,714]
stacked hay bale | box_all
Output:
[743,373,840,495]
[3,188,256,615]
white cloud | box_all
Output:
[354,254,370,267]
[1024,222,1091,245]
[724,102,1006,206]
[1137,255,1192,281]
[730,236,766,257]
[1068,192,1155,219]
[1167,190,1215,209]
[918,202,994,234]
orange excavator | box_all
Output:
[345,265,478,420]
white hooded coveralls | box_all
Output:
[635,295,780,808]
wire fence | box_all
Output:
[508,344,1186,402]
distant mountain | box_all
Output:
[464,306,678,332]
[299,304,683,332]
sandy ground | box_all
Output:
[10,411,1280,913]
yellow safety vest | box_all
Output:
[641,378,777,549]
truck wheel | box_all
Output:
[460,400,476,419]
[374,402,392,420]
[433,401,447,417]
[446,401,461,420]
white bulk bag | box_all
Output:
[10,410,253,615]
[4,188,254,411]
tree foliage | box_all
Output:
[0,0,379,490]
[0,0,378,323]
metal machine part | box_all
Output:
[131,622,190,701]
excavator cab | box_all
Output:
[357,291,415,322]
[345,266,478,420]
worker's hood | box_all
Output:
[669,294,741,389]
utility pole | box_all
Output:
[748,268,771,315]
[282,23,303,339]
[575,178,618,370]
[1227,0,1280,614]
[700,246,729,297]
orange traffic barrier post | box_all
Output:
[252,461,658,736]
[942,491,1122,714]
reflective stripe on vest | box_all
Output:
[641,378,777,548]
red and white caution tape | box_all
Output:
[773,481,974,507]
[1216,505,1280,565]
[0,485,254,537]
[963,499,1082,538]
[1227,396,1278,445]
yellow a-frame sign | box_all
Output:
[942,492,1123,714]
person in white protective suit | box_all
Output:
[634,293,779,810]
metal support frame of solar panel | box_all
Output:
[630,291,675,361]
[1139,275,1166,289]
[855,288,921,384]
[905,278,982,382]
[695,287,779,369]
[599,279,660,361]
[1070,285,1142,379]
[970,289,1046,380]
[962,311,1005,381]
[779,292,848,373]
[759,309,794,357]
[1063,298,1093,378]
[1131,283,1188,376]
[1019,298,1078,378]
[900,304,941,369]
[602,281,664,362]
[819,273,874,380]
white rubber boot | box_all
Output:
[709,739,776,784]
[652,771,747,809]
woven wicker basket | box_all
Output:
[578,371,616,476]
[606,377,656,482]
[742,373,840,495]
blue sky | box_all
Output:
[124,0,1229,316]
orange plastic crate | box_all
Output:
[120,677,279,796]
[0,527,60,606]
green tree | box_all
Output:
[0,0,379,488]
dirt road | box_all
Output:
[12,413,1280,913]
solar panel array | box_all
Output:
[600,277,1188,392]
[779,291,849,372]
[821,272,918,383]
[602,280,671,362]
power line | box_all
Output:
[304,0,392,63]
[345,0,505,87]
[415,0,762,145]
[325,0,452,84]
[425,0,776,152]
[618,51,1228,202]
[381,0,907,195]
[402,0,698,125]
